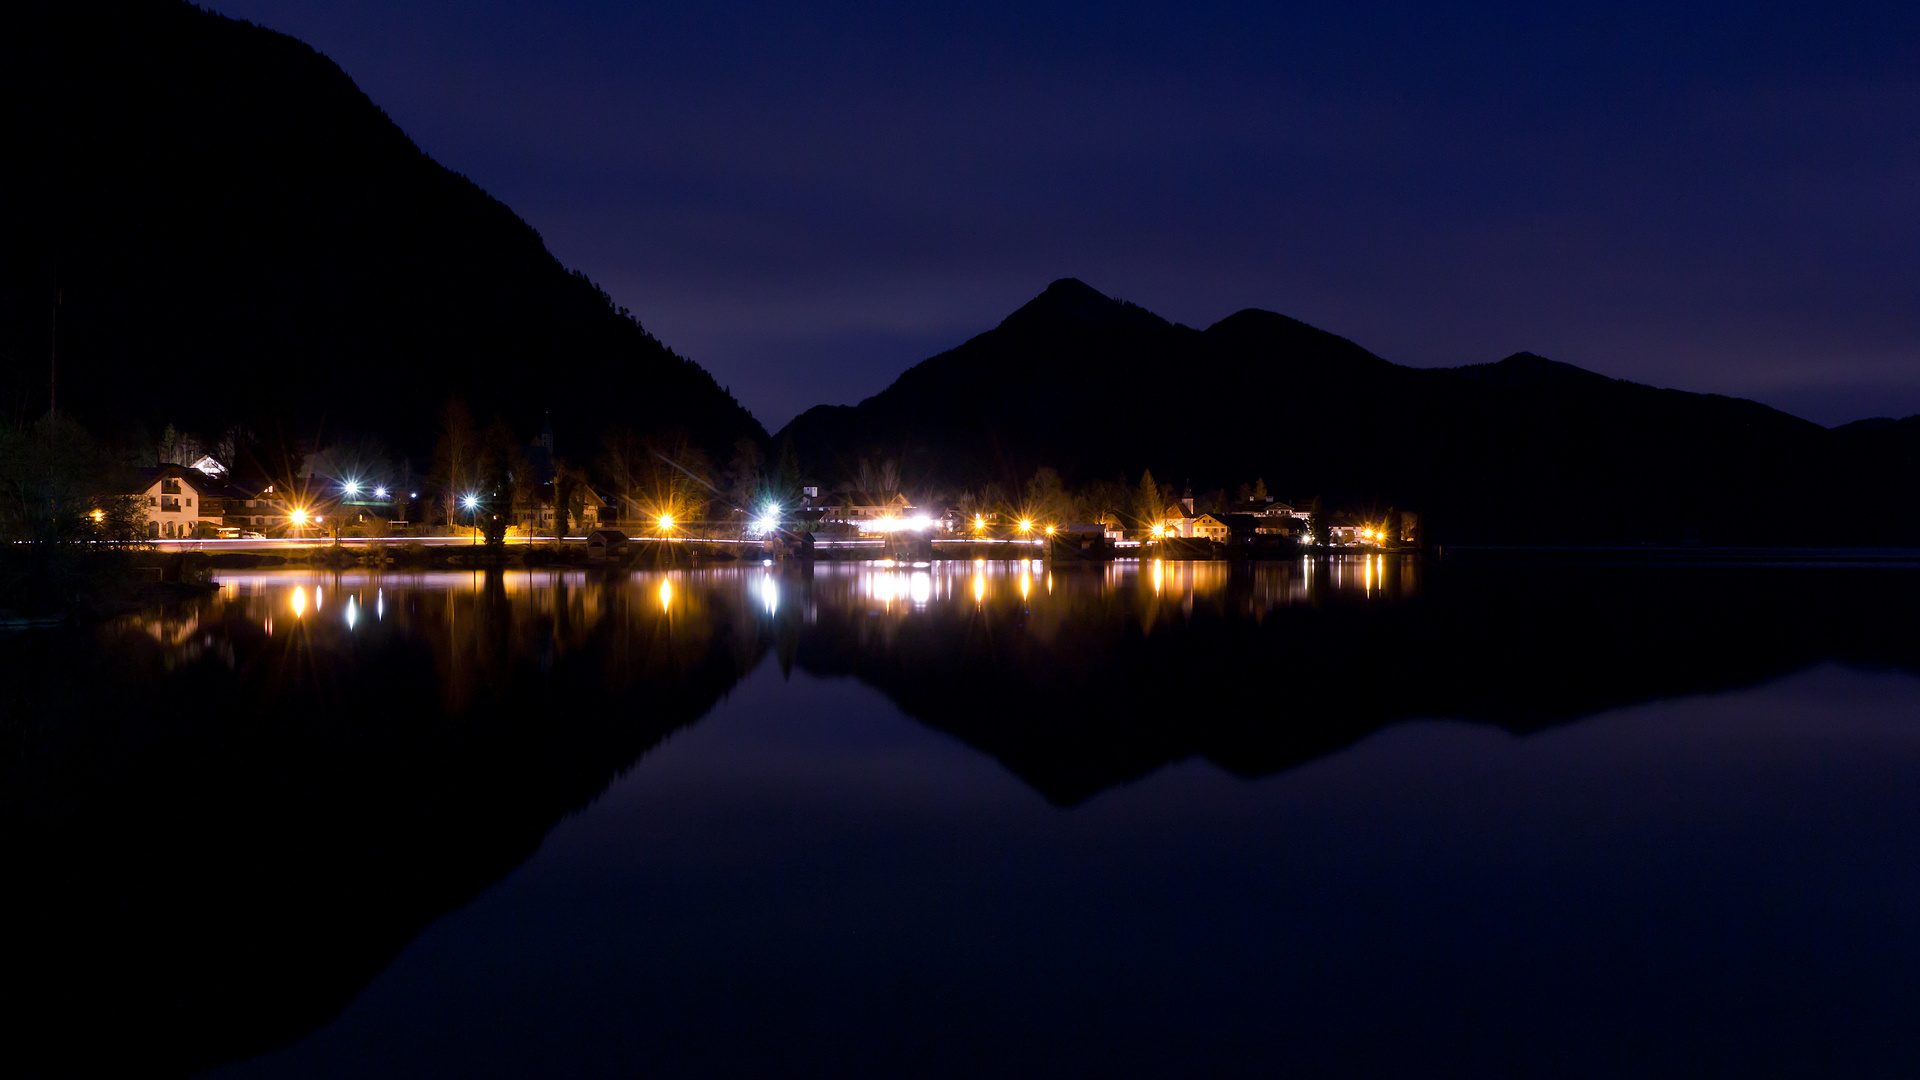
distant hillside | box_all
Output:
[0,0,763,464]
[779,279,1920,544]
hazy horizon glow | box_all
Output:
[209,1,1920,429]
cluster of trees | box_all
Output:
[597,428,802,529]
[0,413,146,545]
[862,461,1411,545]
[0,413,152,614]
[322,398,810,545]
[943,467,1289,532]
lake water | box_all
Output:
[5,556,1920,1077]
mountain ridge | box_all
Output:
[778,278,1916,544]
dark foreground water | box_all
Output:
[5,556,1920,1077]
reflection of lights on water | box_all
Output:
[290,586,307,618]
[972,574,986,603]
[759,575,779,615]
[315,587,324,612]
[910,572,932,605]
[1152,559,1164,595]
[658,579,674,611]
[1046,573,1053,594]
[345,595,358,630]
[1019,573,1031,600]
[376,588,384,621]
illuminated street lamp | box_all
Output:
[657,513,675,536]
[343,480,360,496]
[1017,519,1033,534]
[1043,525,1056,536]
[460,493,481,544]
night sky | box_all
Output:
[206,0,1919,430]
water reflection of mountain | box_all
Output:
[788,558,1920,805]
[5,560,1917,1073]
[1,570,768,1076]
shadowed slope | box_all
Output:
[0,0,763,460]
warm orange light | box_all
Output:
[1044,525,1056,536]
[90,509,105,523]
[290,586,307,618]
[1018,519,1033,533]
[1150,523,1165,539]
[658,579,674,610]
[973,515,985,531]
[290,508,310,526]
[657,514,674,533]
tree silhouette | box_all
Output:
[1134,469,1163,530]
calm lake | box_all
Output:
[5,555,1920,1077]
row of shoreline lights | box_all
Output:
[283,480,428,530]
[302,484,1389,544]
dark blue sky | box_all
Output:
[210,0,1919,430]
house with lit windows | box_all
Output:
[217,481,293,534]
[132,465,222,539]
[1190,513,1231,541]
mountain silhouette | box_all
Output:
[779,278,1920,544]
[0,0,764,462]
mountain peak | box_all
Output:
[1001,278,1135,328]
[1446,351,1616,388]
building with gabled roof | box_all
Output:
[132,464,222,539]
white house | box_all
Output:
[134,465,221,539]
